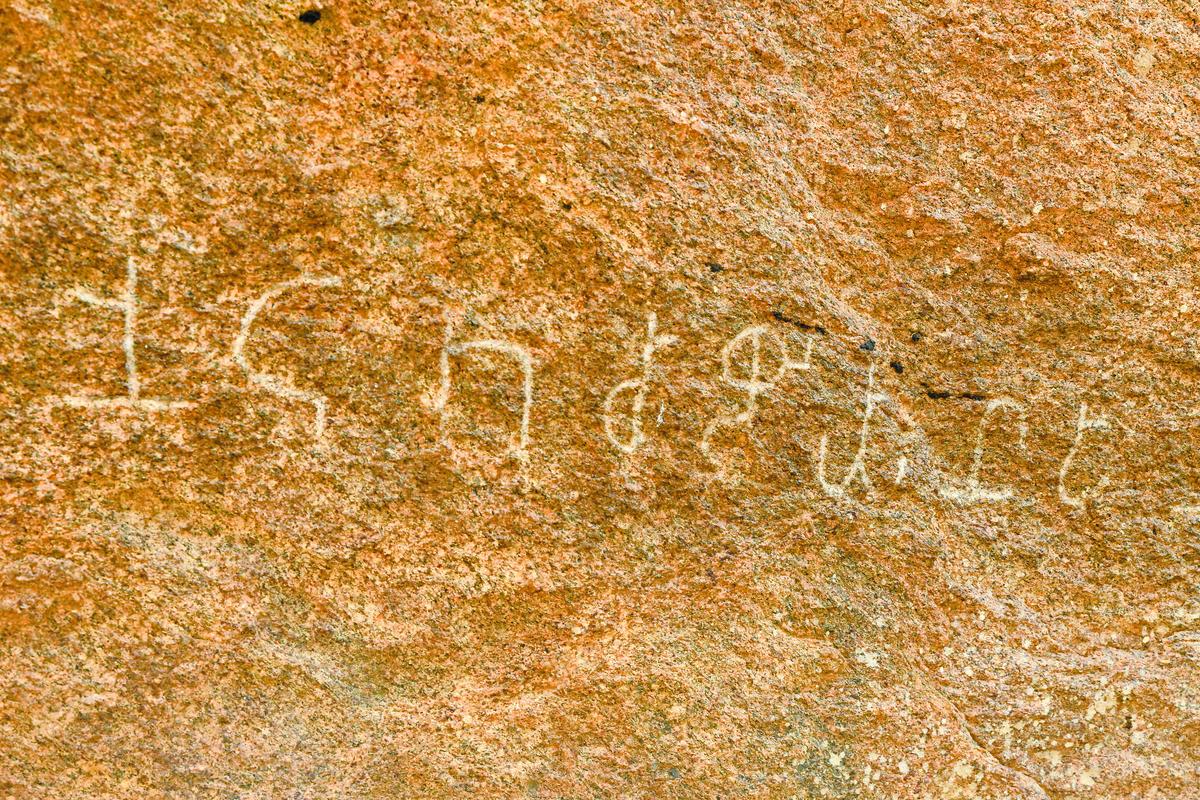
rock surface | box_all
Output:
[2,1,1199,797]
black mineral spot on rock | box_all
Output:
[860,339,876,352]
[561,201,573,211]
[926,389,951,400]
[706,261,723,273]
[890,360,903,374]
[771,310,827,334]
[911,331,923,343]
[298,9,321,24]
[474,94,486,104]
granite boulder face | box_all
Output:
[2,1,1199,798]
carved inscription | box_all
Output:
[815,362,884,499]
[939,398,1027,504]
[61,257,193,412]
[232,275,342,439]
[40,254,1199,515]
[603,312,677,455]
[1057,402,1113,509]
[432,316,535,482]
[700,324,813,470]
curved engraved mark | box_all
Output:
[1058,402,1111,508]
[603,312,678,454]
[433,317,535,481]
[939,397,1028,503]
[62,256,193,412]
[699,324,813,467]
[815,362,883,498]
[233,275,341,438]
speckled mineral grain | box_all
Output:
[2,1,1199,798]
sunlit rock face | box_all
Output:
[2,2,1198,797]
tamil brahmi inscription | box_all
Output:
[43,257,1182,517]
[11,3,1200,796]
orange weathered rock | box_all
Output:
[2,1,1198,797]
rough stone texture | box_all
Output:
[2,1,1199,798]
